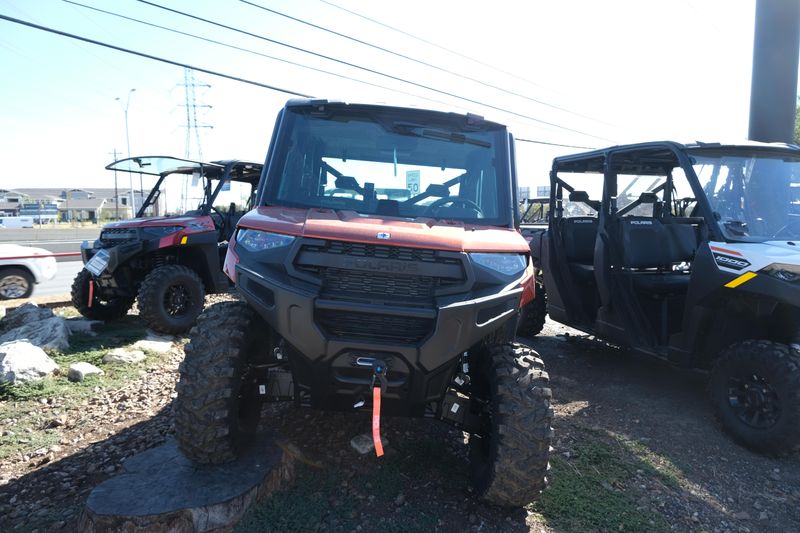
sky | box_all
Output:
[0,0,759,194]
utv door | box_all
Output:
[542,168,603,330]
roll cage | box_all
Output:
[106,156,263,218]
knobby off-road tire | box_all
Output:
[470,342,553,507]
[137,265,205,334]
[516,285,546,338]
[0,267,34,300]
[70,269,134,321]
[709,340,800,455]
[175,300,266,464]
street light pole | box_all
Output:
[116,88,136,216]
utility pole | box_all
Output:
[748,0,800,143]
[109,149,121,220]
[115,89,137,215]
[178,68,213,212]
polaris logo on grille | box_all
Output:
[377,232,391,240]
[713,253,750,270]
[343,257,419,274]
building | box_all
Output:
[0,187,144,222]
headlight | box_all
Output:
[142,226,183,237]
[237,229,296,252]
[763,263,800,283]
[470,253,527,276]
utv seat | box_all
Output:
[560,216,598,282]
[619,217,697,295]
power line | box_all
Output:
[62,0,460,111]
[319,0,555,94]
[0,13,311,98]
[0,13,603,151]
[240,0,606,124]
[516,138,595,150]
[134,0,612,142]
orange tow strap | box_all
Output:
[87,278,94,308]
[372,386,384,457]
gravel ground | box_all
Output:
[0,312,798,532]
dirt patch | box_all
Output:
[1,314,798,532]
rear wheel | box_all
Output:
[0,268,34,300]
[517,284,546,338]
[175,301,266,463]
[469,342,553,507]
[70,269,134,320]
[709,340,800,455]
[137,265,205,334]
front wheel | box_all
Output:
[137,265,205,334]
[175,301,266,463]
[469,342,553,507]
[70,269,134,320]
[709,340,800,455]
[517,284,546,338]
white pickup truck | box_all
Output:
[0,244,57,299]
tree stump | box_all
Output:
[78,434,295,532]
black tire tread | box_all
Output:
[70,269,134,321]
[709,339,800,455]
[174,300,260,464]
[137,264,205,334]
[517,286,546,338]
[472,342,553,507]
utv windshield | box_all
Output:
[689,148,800,242]
[262,105,512,226]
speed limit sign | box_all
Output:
[406,170,420,195]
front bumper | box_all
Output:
[236,263,522,416]
[81,239,143,273]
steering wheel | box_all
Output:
[208,205,226,234]
[424,196,484,217]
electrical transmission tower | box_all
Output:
[178,68,213,211]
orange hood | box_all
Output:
[237,206,528,253]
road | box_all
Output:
[35,260,84,297]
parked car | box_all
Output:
[0,244,57,299]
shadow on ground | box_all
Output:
[0,402,174,531]
[523,326,800,532]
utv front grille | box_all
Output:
[315,309,434,345]
[320,267,437,302]
[99,228,138,247]
[295,240,465,305]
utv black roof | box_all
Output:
[282,98,504,130]
[552,140,800,176]
[106,156,262,183]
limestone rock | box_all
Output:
[0,303,54,333]
[78,435,295,532]
[132,332,174,354]
[350,433,387,455]
[65,318,102,336]
[68,362,104,382]
[0,340,58,384]
[103,348,146,365]
[0,316,70,352]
